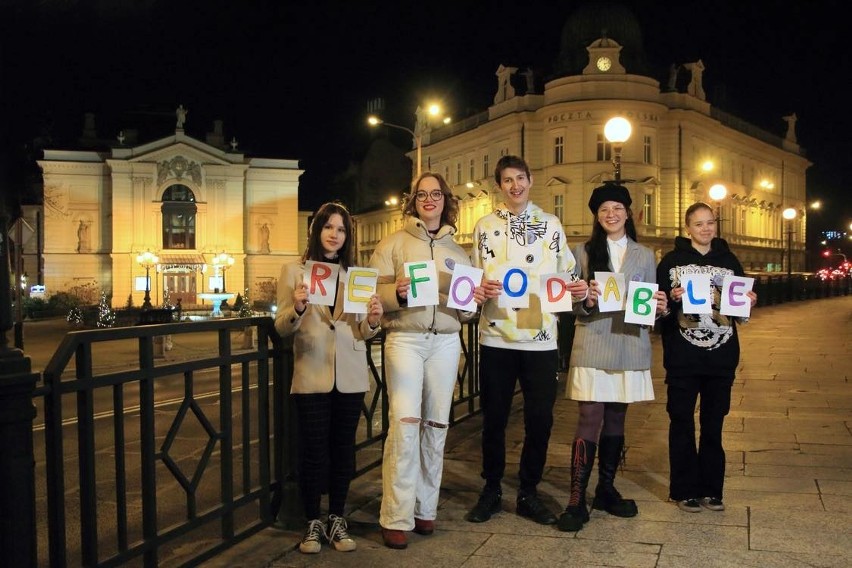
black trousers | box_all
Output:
[478,345,558,494]
[666,374,734,501]
[293,389,363,519]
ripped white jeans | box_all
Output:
[379,331,461,530]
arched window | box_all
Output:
[161,184,197,249]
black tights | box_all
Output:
[574,401,627,442]
[294,389,363,519]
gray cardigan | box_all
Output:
[569,240,656,371]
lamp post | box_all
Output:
[368,116,421,178]
[709,183,728,239]
[136,250,158,309]
[604,117,632,182]
[368,104,448,179]
[212,252,235,293]
[783,207,797,301]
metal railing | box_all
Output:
[19,316,482,567]
[6,273,850,566]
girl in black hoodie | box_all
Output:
[656,202,757,513]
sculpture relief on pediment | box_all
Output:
[44,184,71,218]
[157,155,203,186]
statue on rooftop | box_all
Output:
[176,105,188,130]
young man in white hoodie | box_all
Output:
[466,155,588,525]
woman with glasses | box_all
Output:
[557,184,667,533]
[369,172,482,549]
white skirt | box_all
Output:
[567,366,655,403]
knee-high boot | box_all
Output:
[593,435,638,517]
[557,438,596,532]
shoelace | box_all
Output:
[303,519,325,543]
[568,440,590,507]
[326,515,351,542]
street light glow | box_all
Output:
[783,207,797,220]
[709,184,727,202]
[604,117,631,144]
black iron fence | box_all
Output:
[752,273,851,305]
[14,316,481,567]
[3,273,849,566]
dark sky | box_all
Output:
[1,0,848,235]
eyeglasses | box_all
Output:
[415,190,444,202]
[598,205,626,215]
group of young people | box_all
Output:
[273,155,757,554]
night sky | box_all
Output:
[1,0,848,238]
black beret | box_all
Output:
[588,184,632,213]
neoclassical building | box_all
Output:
[355,5,810,273]
[27,119,307,308]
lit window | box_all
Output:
[161,184,196,249]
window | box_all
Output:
[554,194,564,223]
[643,135,652,164]
[739,207,746,234]
[469,158,475,181]
[456,162,462,185]
[642,194,654,225]
[596,134,612,161]
[161,184,197,249]
[444,166,449,180]
[483,154,490,179]
[553,136,564,164]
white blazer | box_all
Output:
[274,261,380,394]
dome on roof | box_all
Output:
[552,1,650,78]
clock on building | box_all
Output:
[596,56,612,72]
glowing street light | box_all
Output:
[604,117,632,182]
[212,252,235,293]
[136,250,159,309]
[368,104,448,179]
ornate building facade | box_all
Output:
[355,5,810,272]
[26,123,306,308]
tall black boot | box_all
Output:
[593,435,638,517]
[557,438,596,532]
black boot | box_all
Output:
[557,438,596,532]
[592,435,638,517]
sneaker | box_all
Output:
[516,493,558,525]
[381,527,408,550]
[413,517,434,535]
[676,498,702,513]
[701,497,725,511]
[299,519,325,554]
[326,514,356,552]
[465,488,502,523]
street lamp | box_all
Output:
[368,104,448,179]
[212,252,235,293]
[783,207,797,301]
[136,250,158,309]
[709,183,728,238]
[604,117,632,182]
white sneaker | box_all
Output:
[701,497,725,511]
[326,514,357,552]
[299,519,325,554]
[677,498,702,513]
